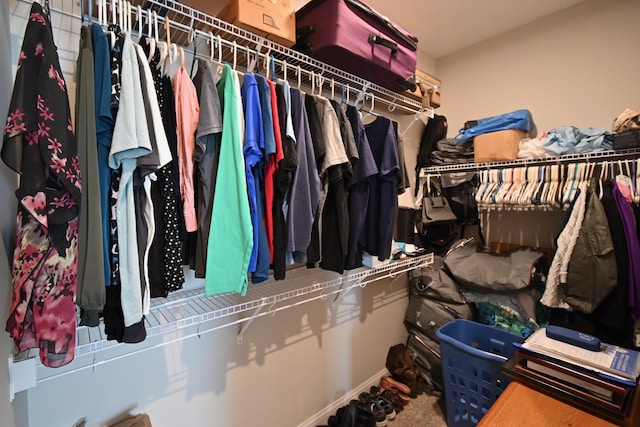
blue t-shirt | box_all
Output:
[362,115,400,261]
[240,73,264,272]
[345,105,378,269]
[90,23,115,286]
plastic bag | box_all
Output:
[454,109,535,145]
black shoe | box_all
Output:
[357,394,388,427]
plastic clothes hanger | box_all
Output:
[475,169,490,207]
[135,5,143,42]
[506,167,524,208]
[531,165,545,206]
[481,169,498,208]
[597,161,607,199]
[548,165,559,208]
[559,164,572,206]
[360,93,377,122]
[232,41,238,70]
[524,166,537,207]
[566,163,580,206]
[104,0,117,49]
[208,31,215,61]
[146,10,156,63]
[541,165,552,207]
[493,167,510,207]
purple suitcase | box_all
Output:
[296,0,418,93]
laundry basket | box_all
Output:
[436,319,522,426]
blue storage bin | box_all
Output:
[436,319,522,426]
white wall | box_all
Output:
[437,0,640,139]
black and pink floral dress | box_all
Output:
[2,2,82,368]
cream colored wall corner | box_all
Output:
[436,0,640,138]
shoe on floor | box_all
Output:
[379,375,411,396]
[357,393,388,427]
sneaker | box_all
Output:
[358,393,388,427]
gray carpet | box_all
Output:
[388,393,447,427]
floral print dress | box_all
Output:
[2,2,82,368]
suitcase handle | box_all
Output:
[368,33,398,56]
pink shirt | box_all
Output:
[172,66,200,232]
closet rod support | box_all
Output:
[236,298,274,344]
[332,273,370,306]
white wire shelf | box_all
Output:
[421,147,640,175]
[141,0,431,115]
[8,253,433,397]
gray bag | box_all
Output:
[444,238,546,292]
[421,179,457,225]
[408,255,467,303]
[404,293,475,341]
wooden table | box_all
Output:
[478,381,618,427]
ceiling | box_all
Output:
[296,0,585,59]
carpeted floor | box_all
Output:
[388,392,447,427]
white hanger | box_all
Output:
[97,0,104,26]
[316,75,325,97]
[598,161,607,199]
[208,31,215,61]
[117,0,124,31]
[156,40,169,71]
[310,71,316,95]
[217,35,223,64]
[521,166,539,207]
[540,165,552,208]
[127,1,132,35]
[164,43,179,76]
[360,92,376,122]
[104,0,116,49]
[146,10,156,63]
[135,5,142,42]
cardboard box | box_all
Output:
[184,0,295,47]
[473,130,529,163]
[405,69,441,108]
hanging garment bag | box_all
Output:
[295,0,418,93]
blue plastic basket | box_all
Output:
[436,319,522,426]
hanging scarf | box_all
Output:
[2,2,82,368]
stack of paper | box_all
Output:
[520,328,640,384]
[508,327,640,417]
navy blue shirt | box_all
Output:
[362,115,400,261]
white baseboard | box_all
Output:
[297,368,389,427]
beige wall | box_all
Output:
[437,0,640,139]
